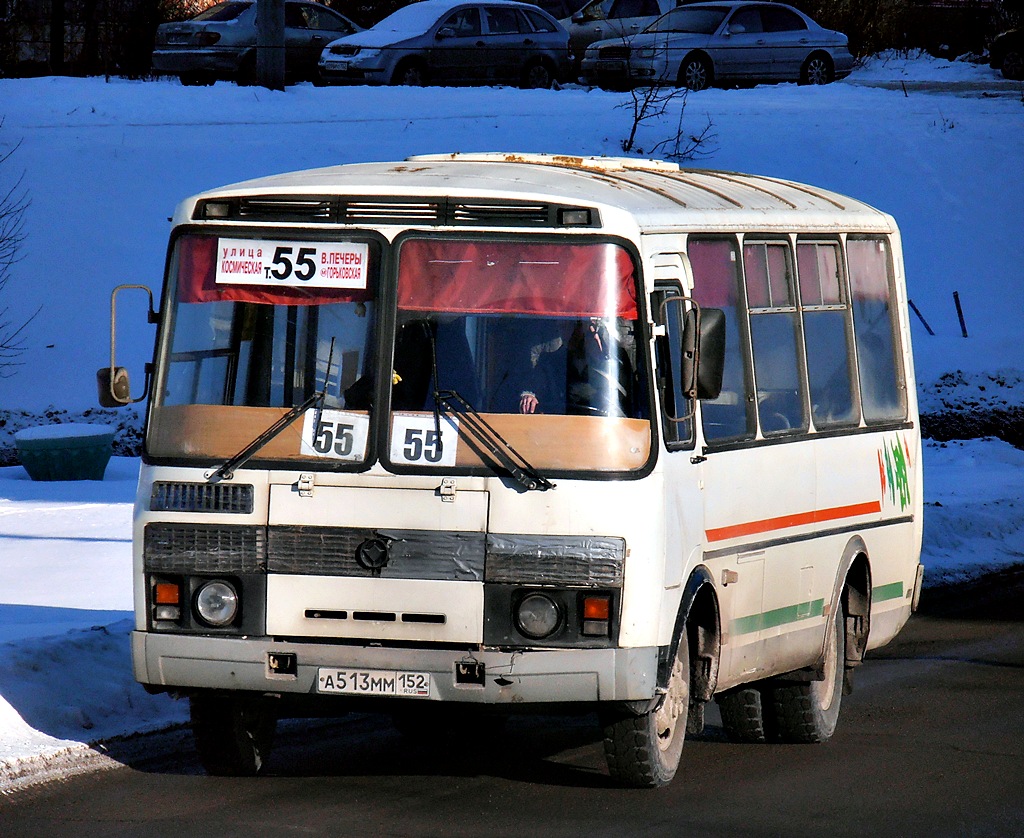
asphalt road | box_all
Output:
[2,573,1023,837]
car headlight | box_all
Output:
[515,593,562,639]
[635,47,656,59]
[351,48,382,63]
[195,579,239,627]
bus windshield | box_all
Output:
[146,233,652,475]
[383,237,651,475]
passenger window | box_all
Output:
[848,238,906,423]
[610,0,660,18]
[744,241,806,435]
[524,9,558,32]
[729,8,763,33]
[797,241,857,429]
[688,237,755,443]
[284,4,307,27]
[486,7,523,34]
[761,7,806,32]
[442,8,482,36]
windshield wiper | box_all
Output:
[434,388,554,492]
[208,339,335,482]
[413,319,552,492]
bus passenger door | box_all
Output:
[647,239,765,680]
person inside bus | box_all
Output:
[344,316,477,411]
[518,317,636,417]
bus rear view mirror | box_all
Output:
[97,366,132,407]
[98,284,156,407]
[682,306,725,401]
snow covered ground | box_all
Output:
[0,51,1021,788]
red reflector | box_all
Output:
[154,582,181,605]
[583,596,610,620]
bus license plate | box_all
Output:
[317,668,431,697]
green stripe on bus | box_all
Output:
[872,581,904,602]
[732,598,825,636]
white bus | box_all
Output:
[101,153,923,787]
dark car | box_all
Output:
[989,28,1023,80]
[152,0,362,85]
[318,0,572,88]
[580,0,854,90]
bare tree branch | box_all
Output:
[0,119,37,378]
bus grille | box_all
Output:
[268,526,485,581]
[150,482,254,514]
[193,196,600,228]
[144,523,266,573]
[485,535,625,587]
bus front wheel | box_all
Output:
[600,629,689,787]
[190,693,278,776]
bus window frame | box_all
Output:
[378,229,660,483]
[142,224,390,472]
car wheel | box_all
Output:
[800,52,834,85]
[179,72,214,87]
[520,59,553,90]
[236,52,257,87]
[678,53,712,91]
[391,59,427,86]
[1002,49,1024,80]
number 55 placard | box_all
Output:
[301,409,370,461]
[390,413,459,467]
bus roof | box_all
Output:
[188,153,898,234]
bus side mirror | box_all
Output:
[682,306,725,400]
[97,366,132,407]
[97,284,156,407]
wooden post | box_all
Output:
[257,0,286,91]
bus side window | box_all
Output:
[653,285,693,448]
[688,237,755,443]
[848,238,906,423]
[743,240,807,435]
[797,241,858,429]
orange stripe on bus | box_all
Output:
[705,500,882,543]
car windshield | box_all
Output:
[370,3,445,34]
[192,1,252,22]
[646,7,728,34]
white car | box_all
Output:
[318,0,572,87]
[581,0,855,90]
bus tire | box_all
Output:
[190,693,277,776]
[717,686,771,743]
[600,629,689,788]
[770,602,845,743]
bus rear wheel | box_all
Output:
[600,629,689,787]
[717,685,772,743]
[770,602,845,742]
[190,693,278,776]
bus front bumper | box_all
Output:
[132,631,659,704]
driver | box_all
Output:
[519,318,634,417]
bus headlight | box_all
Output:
[195,580,239,627]
[515,593,561,639]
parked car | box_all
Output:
[580,0,854,90]
[558,0,675,64]
[318,0,572,87]
[151,0,362,85]
[989,27,1023,80]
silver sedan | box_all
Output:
[318,0,572,88]
[580,1,854,90]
